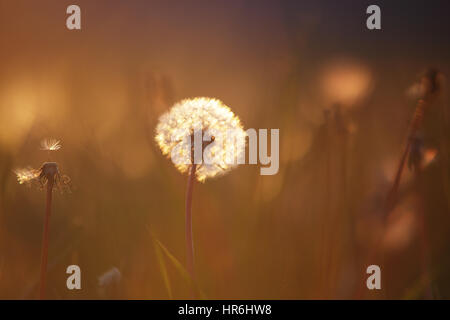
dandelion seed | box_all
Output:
[155,97,246,182]
[15,168,40,185]
[40,138,61,151]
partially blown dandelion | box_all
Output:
[15,139,70,299]
[15,162,70,191]
[155,97,246,292]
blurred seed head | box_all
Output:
[155,97,246,182]
[320,60,372,108]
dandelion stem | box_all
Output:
[385,140,411,212]
[185,164,197,286]
[39,179,53,299]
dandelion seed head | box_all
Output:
[40,162,59,180]
[40,138,61,151]
[16,162,71,192]
[155,97,246,181]
[37,162,71,192]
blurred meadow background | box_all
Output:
[0,0,450,299]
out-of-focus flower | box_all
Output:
[155,97,246,182]
[320,60,372,108]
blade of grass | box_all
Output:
[147,227,206,299]
[152,237,173,299]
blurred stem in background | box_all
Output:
[355,69,443,299]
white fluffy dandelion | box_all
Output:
[154,97,246,294]
[155,97,246,182]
